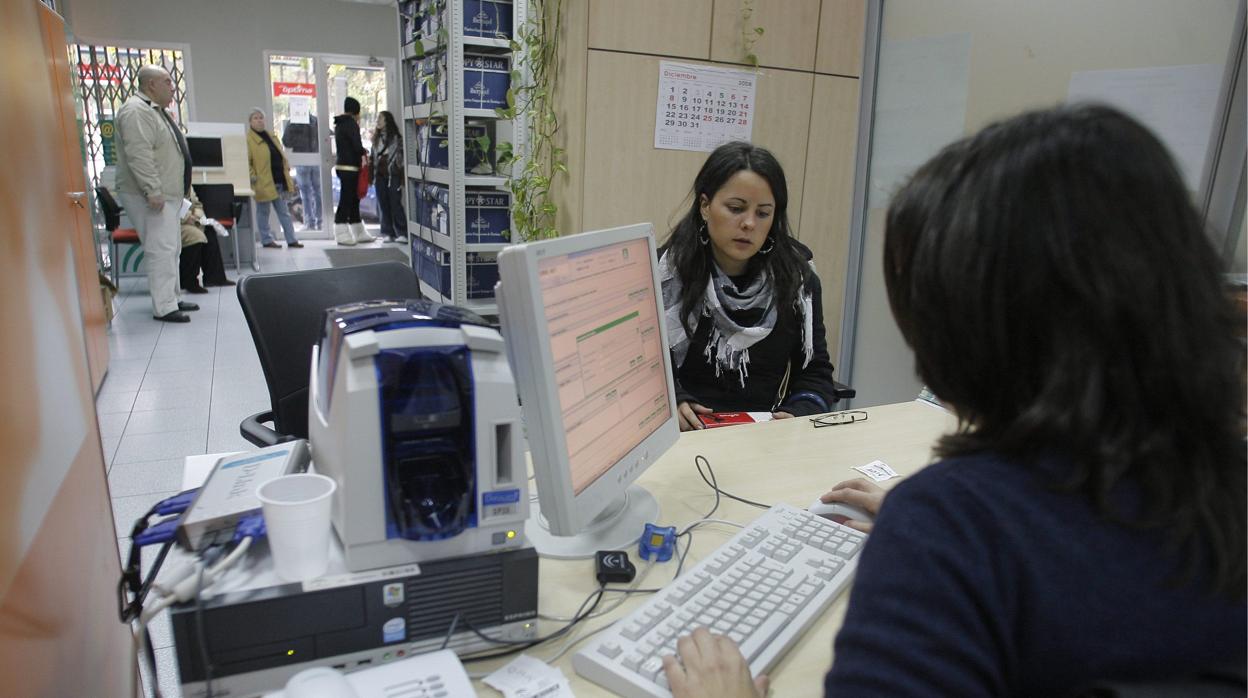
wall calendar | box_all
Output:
[654,61,757,152]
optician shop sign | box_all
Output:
[273,82,316,97]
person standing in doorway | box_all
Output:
[282,113,322,231]
[114,64,198,323]
[333,97,375,245]
[246,107,303,249]
[371,111,408,243]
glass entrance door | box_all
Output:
[268,55,323,234]
[325,61,388,236]
[265,53,393,239]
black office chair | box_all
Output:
[236,261,422,446]
[95,186,140,286]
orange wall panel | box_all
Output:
[0,0,132,694]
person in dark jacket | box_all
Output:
[659,141,840,431]
[332,97,374,245]
[282,114,322,231]
[662,106,1247,698]
[370,110,408,243]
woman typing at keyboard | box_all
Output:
[658,141,842,430]
[664,105,1247,696]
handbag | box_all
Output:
[357,160,371,199]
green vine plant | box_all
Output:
[493,0,565,241]
[740,0,764,68]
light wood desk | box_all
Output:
[472,400,956,696]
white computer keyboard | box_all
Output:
[573,503,866,698]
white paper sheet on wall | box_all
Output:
[655,61,757,152]
[1067,64,1222,192]
[289,96,311,125]
[868,33,973,209]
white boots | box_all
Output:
[335,223,376,246]
[334,223,355,246]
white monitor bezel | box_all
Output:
[497,223,680,536]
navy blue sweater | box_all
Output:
[824,453,1246,697]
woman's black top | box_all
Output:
[333,114,365,167]
[255,129,286,192]
[666,246,839,416]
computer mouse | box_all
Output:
[808,499,874,525]
[283,666,358,698]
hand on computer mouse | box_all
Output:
[818,478,885,533]
[663,628,769,698]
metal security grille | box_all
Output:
[70,44,189,190]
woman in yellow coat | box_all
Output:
[247,107,302,248]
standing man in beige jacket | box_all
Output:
[115,64,198,323]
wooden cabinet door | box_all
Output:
[39,2,110,393]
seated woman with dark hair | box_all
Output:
[660,141,841,430]
[663,105,1246,697]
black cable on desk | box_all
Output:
[694,454,771,510]
[461,584,606,663]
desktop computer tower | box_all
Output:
[171,546,538,698]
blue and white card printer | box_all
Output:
[308,299,528,572]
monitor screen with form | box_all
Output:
[539,238,671,495]
[497,223,680,559]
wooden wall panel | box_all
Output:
[41,5,109,393]
[0,2,131,694]
[581,51,813,240]
[815,0,866,76]
[587,0,713,59]
[798,75,860,366]
[551,0,589,237]
[710,0,821,71]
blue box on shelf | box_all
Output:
[412,180,449,235]
[467,251,499,300]
[463,52,510,110]
[422,239,453,299]
[412,53,447,105]
[465,189,510,244]
[464,0,513,40]
[417,123,488,172]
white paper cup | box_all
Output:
[256,473,337,582]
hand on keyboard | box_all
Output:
[573,504,865,697]
[662,628,769,698]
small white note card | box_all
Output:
[484,655,574,698]
[854,460,899,482]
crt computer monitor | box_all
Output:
[496,223,680,559]
[186,136,224,168]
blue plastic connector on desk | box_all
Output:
[134,516,182,547]
[153,488,199,516]
[638,523,677,562]
[233,511,267,543]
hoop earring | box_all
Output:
[698,220,710,246]
[758,235,775,255]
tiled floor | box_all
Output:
[99,237,403,697]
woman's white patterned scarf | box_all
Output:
[659,253,813,387]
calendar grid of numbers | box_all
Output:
[654,61,758,152]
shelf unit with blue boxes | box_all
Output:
[398,0,524,317]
